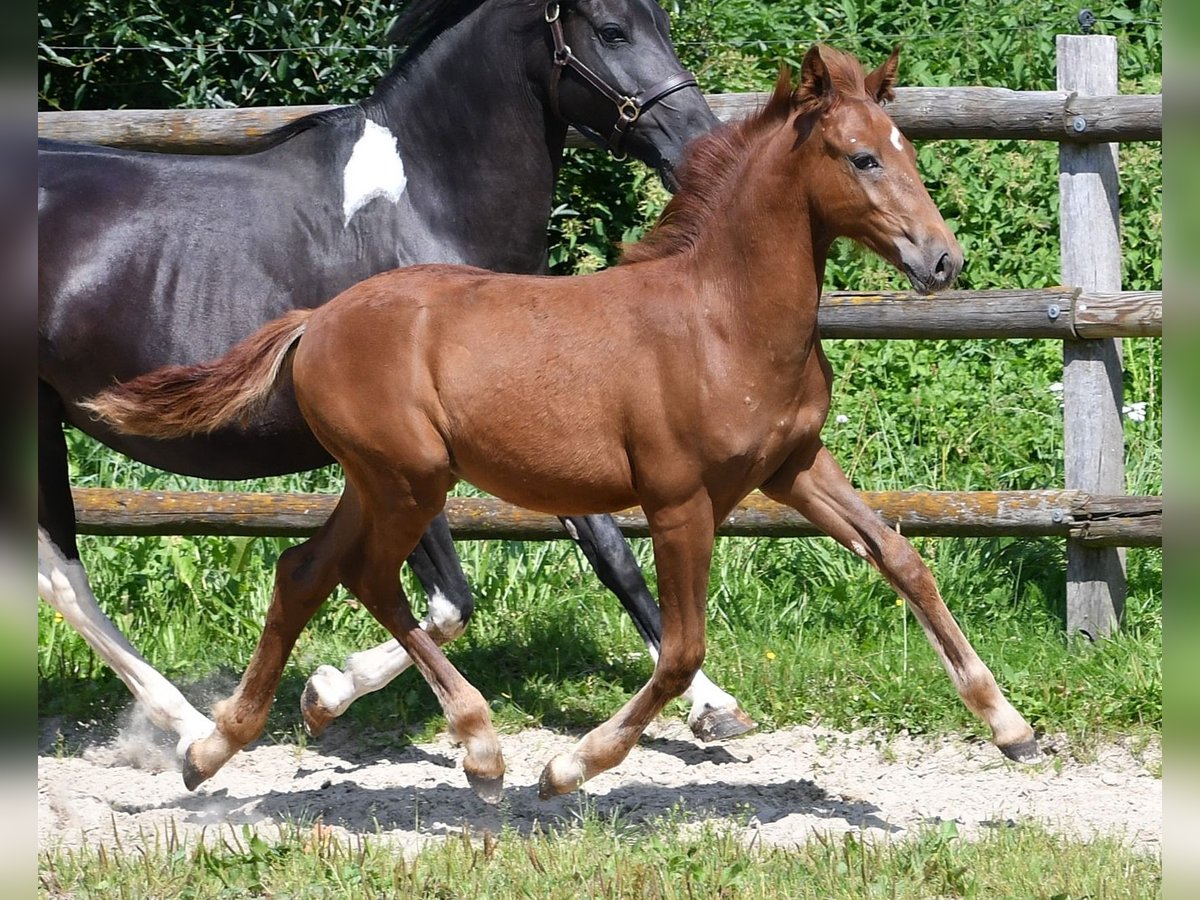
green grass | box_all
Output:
[39,814,1160,899]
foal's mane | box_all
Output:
[621,46,872,265]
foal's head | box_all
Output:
[786,44,963,293]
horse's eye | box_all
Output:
[598,23,627,44]
[851,153,880,171]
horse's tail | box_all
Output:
[82,309,313,439]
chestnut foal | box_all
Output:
[88,45,1038,802]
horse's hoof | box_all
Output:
[691,706,757,742]
[538,753,585,801]
[181,747,211,792]
[300,680,336,738]
[466,770,505,805]
[999,736,1041,764]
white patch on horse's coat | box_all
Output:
[342,120,407,225]
[851,540,868,558]
[890,125,903,152]
[426,588,463,635]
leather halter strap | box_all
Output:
[545,1,699,160]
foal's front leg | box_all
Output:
[301,513,473,737]
[563,514,756,741]
[540,495,715,798]
[762,443,1039,761]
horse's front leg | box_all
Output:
[540,495,715,798]
[761,442,1039,761]
[562,513,756,741]
[301,512,473,736]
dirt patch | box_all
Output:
[38,714,1160,857]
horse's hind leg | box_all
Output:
[39,528,217,759]
[562,513,756,741]
[181,492,362,789]
[301,513,473,737]
[762,443,1039,762]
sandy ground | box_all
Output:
[37,710,1161,858]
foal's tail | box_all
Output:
[82,309,313,439]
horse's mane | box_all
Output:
[246,1,537,152]
[621,46,870,265]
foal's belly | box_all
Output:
[449,439,639,518]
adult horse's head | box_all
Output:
[537,0,717,187]
[786,45,963,294]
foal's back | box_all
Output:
[293,261,710,514]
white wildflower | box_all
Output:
[1122,401,1147,423]
[835,414,849,424]
[1047,382,1063,393]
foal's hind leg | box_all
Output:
[344,509,505,803]
[181,494,359,789]
[301,513,473,737]
[562,514,755,741]
[762,444,1039,762]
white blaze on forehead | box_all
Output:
[342,119,407,225]
[890,125,903,152]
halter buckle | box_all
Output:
[617,98,640,124]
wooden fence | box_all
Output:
[40,34,1163,637]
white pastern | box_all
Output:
[38,528,215,755]
[890,125,903,152]
[425,588,465,639]
[645,643,737,718]
[342,120,407,226]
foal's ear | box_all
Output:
[795,44,835,109]
[865,45,901,104]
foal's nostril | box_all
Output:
[934,251,950,277]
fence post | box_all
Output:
[1058,31,1126,638]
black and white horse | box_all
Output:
[38,0,754,768]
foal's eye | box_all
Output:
[851,153,880,171]
[598,23,628,44]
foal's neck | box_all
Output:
[689,137,827,353]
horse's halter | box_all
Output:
[544,1,699,160]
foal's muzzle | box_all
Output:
[900,241,964,294]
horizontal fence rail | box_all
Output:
[37,87,1163,153]
[820,288,1161,339]
[72,488,1162,548]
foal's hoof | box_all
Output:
[181,747,212,792]
[466,771,505,805]
[538,753,585,801]
[999,736,1042,764]
[300,679,336,739]
[691,706,758,742]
